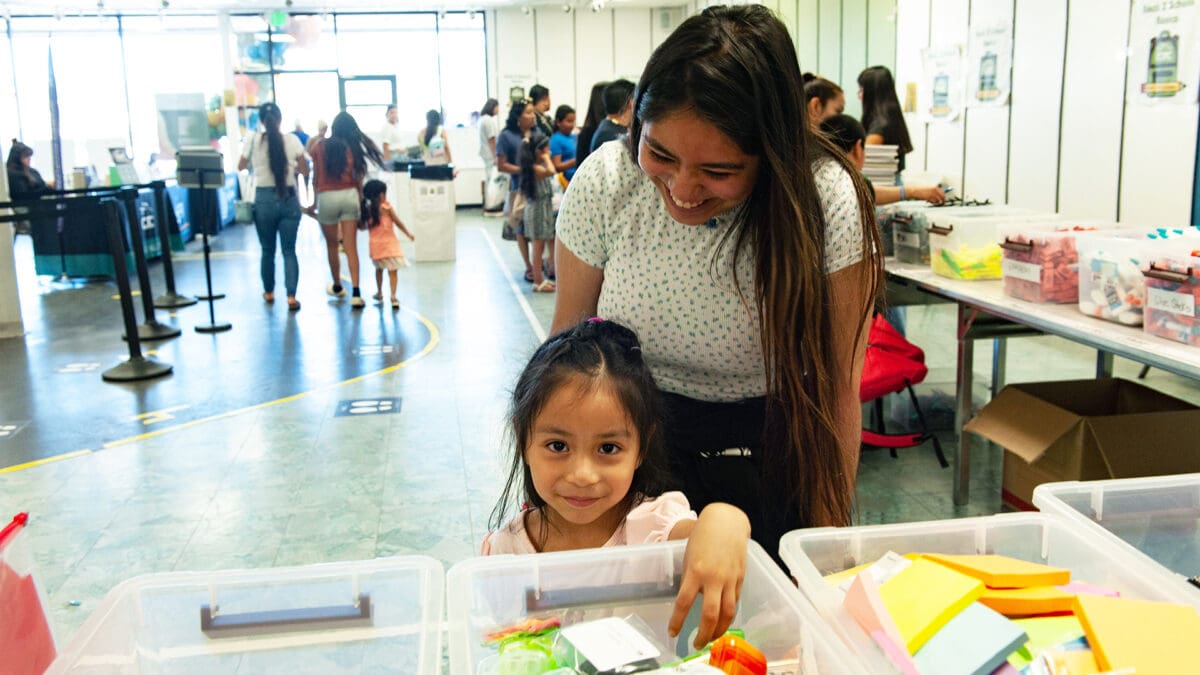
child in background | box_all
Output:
[520,133,558,291]
[484,318,751,648]
[550,104,577,184]
[819,114,945,206]
[361,179,415,309]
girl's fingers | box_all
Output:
[693,584,724,649]
[669,575,700,638]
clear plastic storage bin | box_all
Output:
[883,204,1031,265]
[928,212,1056,280]
[1033,475,1200,597]
[1077,229,1169,326]
[48,556,444,674]
[778,513,1195,673]
[998,223,1119,304]
[446,541,867,674]
[1142,247,1200,346]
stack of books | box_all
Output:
[863,144,899,185]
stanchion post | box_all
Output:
[177,149,230,334]
[119,186,180,341]
[151,180,196,309]
[100,199,172,382]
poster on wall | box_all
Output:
[920,45,965,122]
[1129,0,1200,106]
[966,4,1014,107]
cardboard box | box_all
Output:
[964,379,1200,510]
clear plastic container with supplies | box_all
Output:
[47,556,444,674]
[1076,229,1169,326]
[928,211,1056,280]
[998,223,1120,304]
[1142,246,1200,346]
[881,203,1028,265]
[778,513,1197,672]
[446,540,868,674]
[1033,475,1200,600]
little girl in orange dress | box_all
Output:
[362,179,415,309]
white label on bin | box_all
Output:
[561,617,662,671]
[1002,258,1043,284]
[1148,287,1196,317]
[413,184,452,212]
[896,231,921,249]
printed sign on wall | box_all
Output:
[966,2,1014,107]
[1129,0,1200,105]
[921,45,966,122]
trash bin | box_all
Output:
[386,159,424,233]
[409,164,456,262]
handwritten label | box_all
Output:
[896,231,922,249]
[1002,258,1043,284]
[1148,287,1196,317]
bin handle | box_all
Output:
[999,239,1034,253]
[891,215,912,225]
[1143,263,1193,284]
[525,576,681,612]
[928,224,953,236]
[200,593,372,639]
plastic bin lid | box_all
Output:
[409,165,454,181]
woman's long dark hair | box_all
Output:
[575,81,608,168]
[519,133,548,200]
[325,111,384,181]
[490,319,670,550]
[858,65,913,156]
[504,101,531,134]
[481,98,499,117]
[627,4,882,528]
[259,103,290,198]
[803,74,843,109]
[360,178,387,229]
[423,109,442,146]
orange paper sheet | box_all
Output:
[922,553,1070,589]
[1074,594,1200,675]
[979,585,1075,616]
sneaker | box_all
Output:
[372,292,382,302]
[350,296,365,308]
[326,283,347,298]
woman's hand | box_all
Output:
[668,503,750,649]
[917,185,946,205]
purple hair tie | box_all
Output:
[586,317,604,324]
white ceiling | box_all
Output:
[0,0,666,15]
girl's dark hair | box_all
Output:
[490,319,670,548]
[505,101,531,133]
[360,178,387,229]
[627,4,882,528]
[803,75,844,108]
[6,139,32,174]
[529,84,550,105]
[518,133,549,199]
[554,104,575,126]
[858,65,912,156]
[481,98,499,117]
[424,109,442,146]
[575,81,608,168]
[325,111,384,182]
[258,102,290,198]
[819,114,866,154]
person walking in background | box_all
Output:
[803,73,845,126]
[380,105,406,162]
[418,109,452,166]
[305,119,328,157]
[6,140,51,237]
[589,79,635,153]
[361,178,415,310]
[480,98,505,214]
[302,119,328,210]
[291,120,309,148]
[238,103,308,311]
[520,132,557,292]
[310,111,385,308]
[858,65,914,173]
[550,104,577,184]
[574,81,608,170]
[529,84,554,137]
[497,99,537,283]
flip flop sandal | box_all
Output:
[524,270,535,283]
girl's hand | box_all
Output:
[408,234,415,241]
[668,503,750,649]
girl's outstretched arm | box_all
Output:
[666,502,750,648]
[385,205,415,240]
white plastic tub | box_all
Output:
[48,556,444,674]
[928,212,1057,280]
[446,540,866,674]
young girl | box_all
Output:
[484,318,751,648]
[519,133,557,292]
[361,179,415,309]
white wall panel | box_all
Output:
[1057,0,1129,221]
[924,0,967,188]
[818,0,841,78]
[1006,0,1065,212]
[613,8,653,82]
[486,10,500,98]
[867,0,897,73]
[796,0,821,73]
[574,9,616,121]
[778,0,800,62]
[961,0,1012,202]
[534,10,576,113]
[651,7,685,50]
[494,9,537,98]
[895,0,929,173]
[841,0,868,118]
[1119,105,1197,227]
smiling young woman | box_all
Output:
[551,4,883,552]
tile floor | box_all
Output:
[3,208,1199,645]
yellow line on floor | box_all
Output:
[0,449,93,475]
[99,305,440,450]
